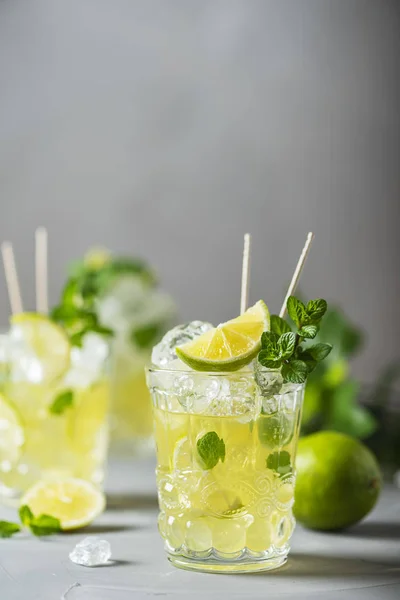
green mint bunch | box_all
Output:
[258,296,332,384]
[0,505,61,539]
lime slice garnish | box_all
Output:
[10,314,71,383]
[172,436,192,471]
[176,301,270,372]
[0,392,25,467]
[20,477,105,530]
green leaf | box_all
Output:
[298,325,319,339]
[266,451,292,476]
[287,296,308,328]
[282,360,308,383]
[258,353,283,369]
[306,299,327,323]
[270,315,292,335]
[260,332,281,360]
[307,343,333,362]
[49,390,74,415]
[278,332,296,358]
[196,431,226,470]
[297,350,318,373]
[29,514,61,537]
[131,323,164,349]
[19,505,34,527]
[0,521,21,538]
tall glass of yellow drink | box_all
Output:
[0,314,109,505]
[147,366,303,573]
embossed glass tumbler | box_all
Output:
[146,367,304,573]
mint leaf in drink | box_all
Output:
[49,390,74,415]
[0,521,21,538]
[306,343,333,362]
[258,352,283,369]
[196,431,225,470]
[282,360,308,383]
[306,299,327,323]
[287,296,308,328]
[278,332,296,358]
[298,325,319,339]
[266,451,292,476]
[19,505,34,527]
[270,315,292,335]
[29,514,61,536]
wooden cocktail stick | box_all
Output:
[279,232,314,318]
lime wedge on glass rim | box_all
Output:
[176,300,270,372]
[10,313,71,383]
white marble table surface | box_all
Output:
[1,458,400,600]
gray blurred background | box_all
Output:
[0,0,399,385]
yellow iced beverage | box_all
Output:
[149,368,303,572]
[147,296,332,572]
[0,314,109,504]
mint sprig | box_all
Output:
[0,521,21,538]
[196,431,225,470]
[0,506,61,539]
[258,296,332,383]
[18,505,61,536]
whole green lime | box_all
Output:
[294,431,381,530]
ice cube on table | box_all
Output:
[69,536,111,567]
[151,321,213,368]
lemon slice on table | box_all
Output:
[176,300,270,372]
[20,478,105,530]
[0,393,25,467]
[10,313,71,383]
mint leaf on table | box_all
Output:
[29,514,61,537]
[0,521,21,538]
[270,315,292,335]
[287,296,308,328]
[281,360,308,383]
[19,505,34,527]
[306,299,327,323]
[278,332,296,358]
[196,431,225,470]
[49,390,74,415]
[266,451,292,476]
[306,343,333,362]
[298,325,319,339]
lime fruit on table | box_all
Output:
[294,431,381,530]
[176,300,270,372]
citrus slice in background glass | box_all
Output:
[0,392,25,467]
[10,314,71,383]
[176,300,270,372]
[20,478,105,530]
